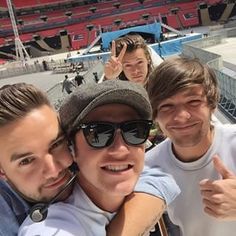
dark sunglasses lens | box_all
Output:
[122,121,151,145]
[83,124,114,148]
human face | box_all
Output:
[74,104,145,208]
[0,105,73,202]
[156,85,214,156]
[122,48,149,85]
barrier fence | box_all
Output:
[182,31,236,123]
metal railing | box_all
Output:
[182,31,236,123]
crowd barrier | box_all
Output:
[182,31,236,123]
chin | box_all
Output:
[112,181,137,196]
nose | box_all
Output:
[42,153,64,178]
[108,130,130,158]
[173,105,191,122]
[132,66,140,74]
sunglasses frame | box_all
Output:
[76,119,153,149]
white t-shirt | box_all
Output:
[18,183,115,236]
[143,124,236,236]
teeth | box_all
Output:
[105,165,129,172]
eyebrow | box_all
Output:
[11,125,64,162]
[11,152,34,162]
[123,58,144,63]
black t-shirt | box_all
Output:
[74,75,84,86]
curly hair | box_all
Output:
[114,34,153,84]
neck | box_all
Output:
[78,176,124,213]
[172,126,214,162]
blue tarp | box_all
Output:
[67,34,203,63]
[151,34,202,57]
[101,22,162,49]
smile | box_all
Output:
[102,164,133,172]
[44,172,69,189]
[170,122,198,130]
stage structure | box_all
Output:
[6,0,30,63]
[101,22,162,50]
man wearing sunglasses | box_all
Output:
[19,80,180,235]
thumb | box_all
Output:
[213,155,235,179]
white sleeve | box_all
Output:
[134,145,180,205]
[18,204,87,236]
[148,46,163,67]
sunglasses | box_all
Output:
[76,120,153,149]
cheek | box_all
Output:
[156,115,167,128]
[132,147,145,171]
[123,68,131,77]
[6,170,41,193]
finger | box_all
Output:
[201,189,214,199]
[117,43,127,62]
[202,191,223,204]
[204,206,222,219]
[213,155,235,179]
[111,40,116,57]
[199,179,214,190]
[109,56,120,67]
[202,197,218,209]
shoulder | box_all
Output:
[215,123,236,138]
[19,203,87,236]
[0,181,29,235]
[0,180,29,219]
[146,139,170,157]
[148,46,163,67]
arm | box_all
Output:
[106,192,165,236]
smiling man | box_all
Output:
[104,34,163,87]
[0,83,73,236]
[139,57,236,236]
[19,80,180,236]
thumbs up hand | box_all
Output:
[199,155,236,220]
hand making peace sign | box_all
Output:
[104,40,127,80]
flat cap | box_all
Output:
[59,80,152,136]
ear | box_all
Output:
[0,168,7,180]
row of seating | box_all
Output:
[0,0,67,8]
[1,0,205,28]
[0,0,221,50]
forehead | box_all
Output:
[164,85,205,101]
[84,104,140,122]
[0,105,59,160]
[122,48,147,63]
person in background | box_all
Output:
[0,83,74,236]
[93,72,99,83]
[19,80,180,236]
[109,57,236,236]
[62,75,76,94]
[74,71,85,87]
[104,34,163,87]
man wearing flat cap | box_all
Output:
[19,80,180,236]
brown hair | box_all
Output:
[147,57,219,118]
[0,83,52,126]
[115,34,153,83]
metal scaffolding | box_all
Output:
[6,0,30,63]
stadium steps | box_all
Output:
[219,3,235,23]
[36,39,56,52]
[200,8,212,26]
